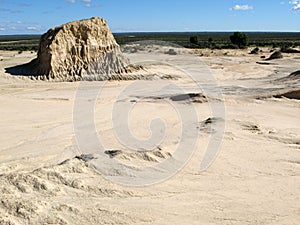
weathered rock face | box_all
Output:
[14,17,136,81]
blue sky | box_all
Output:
[0,0,299,34]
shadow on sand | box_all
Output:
[5,58,48,79]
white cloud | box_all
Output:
[0,28,5,31]
[289,0,298,4]
[81,0,92,7]
[0,8,22,14]
[292,3,300,9]
[67,0,93,6]
[27,26,39,30]
[86,3,101,8]
[288,0,300,10]
[66,0,97,8]
[230,4,253,11]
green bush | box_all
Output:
[230,32,249,48]
[189,36,198,45]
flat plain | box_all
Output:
[0,44,299,224]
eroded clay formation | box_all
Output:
[14,17,141,81]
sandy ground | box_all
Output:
[0,48,299,225]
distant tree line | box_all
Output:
[190,32,249,49]
[0,45,38,51]
[188,31,300,50]
[0,32,299,51]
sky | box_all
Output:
[0,0,300,34]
